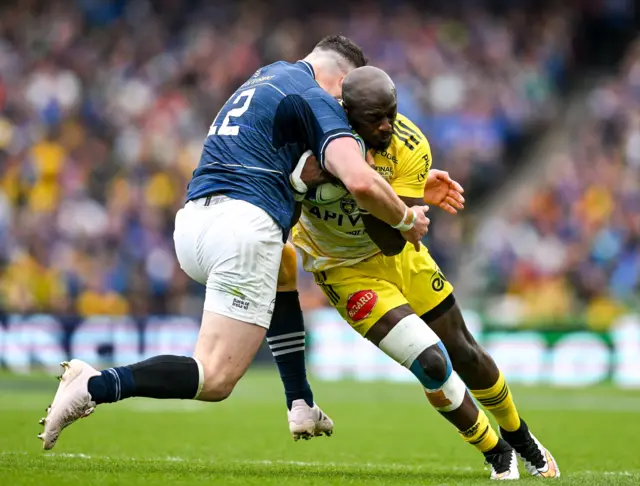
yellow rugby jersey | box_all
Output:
[292,113,432,273]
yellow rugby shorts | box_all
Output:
[313,244,454,336]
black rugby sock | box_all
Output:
[267,291,314,410]
[88,355,201,404]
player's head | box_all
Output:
[304,35,368,98]
[342,66,397,150]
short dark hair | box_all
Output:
[314,35,368,69]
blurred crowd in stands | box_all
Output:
[0,0,634,327]
[478,37,640,330]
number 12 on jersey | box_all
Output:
[208,88,255,137]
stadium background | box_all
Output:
[0,0,640,385]
[0,0,639,384]
[2,2,640,485]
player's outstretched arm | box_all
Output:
[323,137,429,250]
[362,196,428,256]
[424,169,465,215]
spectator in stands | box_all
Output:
[0,0,573,317]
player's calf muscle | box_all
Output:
[422,299,499,389]
[193,312,267,402]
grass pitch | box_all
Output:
[1,368,639,485]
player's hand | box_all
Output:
[401,205,430,251]
[300,154,333,189]
[424,170,465,215]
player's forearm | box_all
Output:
[324,137,408,227]
[350,174,408,226]
[361,214,406,256]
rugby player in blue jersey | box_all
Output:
[38,36,430,450]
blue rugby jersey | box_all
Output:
[186,60,355,236]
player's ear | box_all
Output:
[337,75,347,96]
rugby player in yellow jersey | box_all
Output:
[268,66,560,480]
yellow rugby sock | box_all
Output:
[459,409,499,453]
[470,372,521,432]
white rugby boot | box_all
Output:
[501,420,560,478]
[38,359,100,450]
[288,399,334,441]
[485,441,520,480]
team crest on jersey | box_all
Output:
[340,197,357,215]
[346,290,378,322]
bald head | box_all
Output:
[343,66,396,108]
[342,66,398,150]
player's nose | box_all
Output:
[378,118,392,132]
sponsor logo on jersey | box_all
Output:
[232,297,250,311]
[307,206,362,227]
[430,270,446,292]
[422,153,431,170]
[375,150,398,164]
[375,166,394,178]
[267,298,276,315]
[346,290,378,322]
[340,198,357,215]
[417,172,426,182]
[244,74,274,86]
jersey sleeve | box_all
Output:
[391,122,433,199]
[301,86,356,168]
[274,87,355,170]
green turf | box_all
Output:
[1,368,639,485]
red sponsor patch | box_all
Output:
[346,290,378,322]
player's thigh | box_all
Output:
[174,202,208,284]
[277,241,298,292]
[314,268,407,336]
[400,245,454,318]
[175,195,283,340]
[198,197,283,328]
[184,197,283,396]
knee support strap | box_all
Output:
[378,314,465,411]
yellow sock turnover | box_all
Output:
[459,409,499,453]
[470,371,521,432]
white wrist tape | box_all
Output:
[289,150,313,200]
[391,207,416,232]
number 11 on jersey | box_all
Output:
[208,88,256,137]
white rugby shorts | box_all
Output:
[173,196,283,328]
